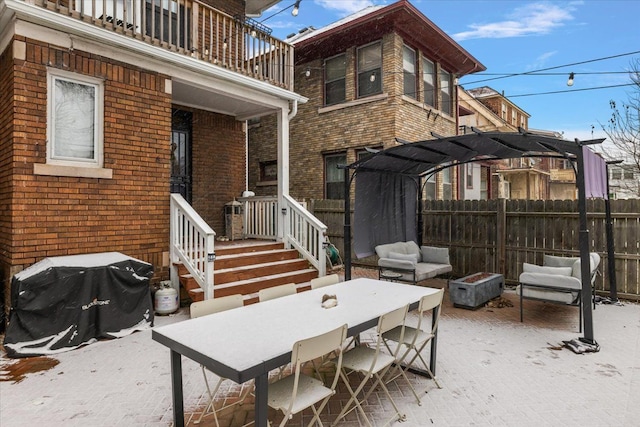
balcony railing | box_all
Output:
[28,0,294,90]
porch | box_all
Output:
[170,194,330,302]
[10,0,294,91]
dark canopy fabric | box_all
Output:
[343,130,607,344]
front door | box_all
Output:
[171,109,192,203]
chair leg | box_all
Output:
[332,370,373,427]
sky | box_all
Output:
[258,0,640,145]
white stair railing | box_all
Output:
[241,196,278,240]
[170,193,215,299]
[282,195,328,277]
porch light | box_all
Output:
[292,0,301,16]
[567,72,575,86]
[250,27,257,38]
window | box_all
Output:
[424,170,436,200]
[611,168,622,180]
[442,165,452,200]
[260,160,277,182]
[357,42,382,98]
[403,45,417,99]
[466,164,474,189]
[623,169,635,180]
[422,58,435,107]
[325,153,346,199]
[439,69,452,115]
[511,109,517,125]
[325,54,346,105]
[501,102,507,120]
[47,69,104,167]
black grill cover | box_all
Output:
[4,252,154,357]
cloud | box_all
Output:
[526,50,558,70]
[453,2,578,41]
[314,0,377,15]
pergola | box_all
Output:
[340,129,612,344]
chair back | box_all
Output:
[292,324,348,365]
[258,283,297,302]
[310,274,340,290]
[417,288,444,333]
[190,294,243,319]
[379,304,409,335]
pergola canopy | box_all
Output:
[342,130,608,345]
[347,129,597,177]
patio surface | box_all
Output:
[1,267,639,426]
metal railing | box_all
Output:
[28,0,294,90]
[170,193,215,299]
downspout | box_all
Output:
[288,99,298,120]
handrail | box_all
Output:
[283,194,328,277]
[170,193,215,299]
[26,0,293,90]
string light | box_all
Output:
[567,72,575,86]
[292,0,301,17]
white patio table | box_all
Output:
[152,277,441,427]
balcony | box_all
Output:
[20,0,294,91]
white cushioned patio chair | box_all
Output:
[267,324,348,427]
[517,252,601,332]
[310,274,340,290]
[332,304,410,427]
[190,294,252,426]
[382,288,444,404]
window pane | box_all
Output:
[358,43,382,98]
[325,55,346,105]
[440,69,452,115]
[325,80,346,105]
[422,58,435,107]
[325,154,346,199]
[403,46,416,99]
[54,79,96,160]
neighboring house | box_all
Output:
[463,86,557,200]
[608,164,639,199]
[1,0,312,309]
[248,0,485,203]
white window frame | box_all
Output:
[46,68,104,168]
[422,58,435,107]
[402,44,417,99]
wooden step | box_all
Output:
[211,269,318,299]
[216,242,285,256]
[214,258,310,284]
[215,249,299,270]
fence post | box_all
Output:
[496,198,506,275]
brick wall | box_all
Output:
[186,107,246,233]
[7,36,172,282]
[248,31,459,201]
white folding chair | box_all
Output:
[332,304,410,427]
[310,274,340,290]
[190,294,252,426]
[267,324,348,427]
[258,283,297,302]
[382,288,444,404]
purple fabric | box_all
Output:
[583,147,608,200]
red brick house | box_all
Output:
[248,0,485,203]
[1,0,325,317]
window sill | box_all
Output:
[257,180,277,187]
[34,163,113,179]
[319,93,388,114]
[400,95,454,120]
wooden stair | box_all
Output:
[175,241,318,305]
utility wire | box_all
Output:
[462,50,640,85]
[507,83,637,98]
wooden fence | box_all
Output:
[310,198,640,300]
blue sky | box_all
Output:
[259,0,640,144]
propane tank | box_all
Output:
[154,283,179,315]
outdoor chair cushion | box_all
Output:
[522,263,573,276]
[376,241,452,283]
[388,251,420,265]
[421,246,450,265]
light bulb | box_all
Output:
[305,68,311,77]
[567,72,575,87]
[369,73,376,82]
